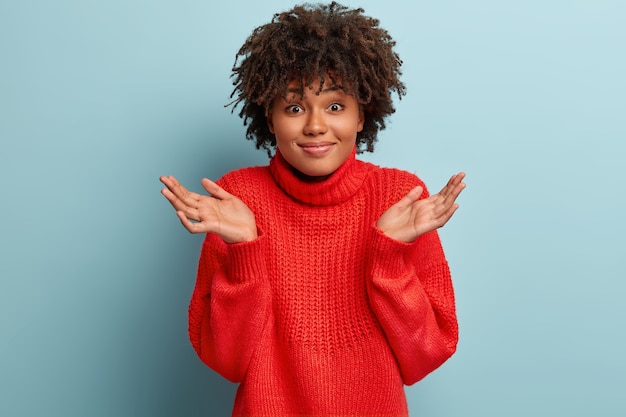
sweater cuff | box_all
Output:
[225,230,267,284]
[368,226,414,277]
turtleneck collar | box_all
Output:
[269,146,370,206]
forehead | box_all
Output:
[284,74,346,96]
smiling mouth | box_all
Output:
[299,142,335,155]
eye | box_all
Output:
[328,103,344,112]
[286,105,302,114]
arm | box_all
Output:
[366,228,458,385]
[188,232,271,382]
[367,173,465,385]
[160,175,271,382]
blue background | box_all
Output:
[1,0,625,415]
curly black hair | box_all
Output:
[228,2,406,156]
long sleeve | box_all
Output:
[366,224,458,386]
[182,157,459,415]
[188,231,272,383]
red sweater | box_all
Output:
[188,148,458,416]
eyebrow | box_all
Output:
[286,85,345,94]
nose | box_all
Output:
[303,109,327,136]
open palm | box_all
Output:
[160,175,257,243]
[376,172,466,243]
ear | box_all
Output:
[266,109,275,134]
[357,109,365,133]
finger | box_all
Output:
[164,176,197,200]
[161,186,184,209]
[395,186,424,208]
[159,175,172,185]
[160,175,184,193]
[424,180,463,220]
[442,179,466,207]
[160,185,176,204]
[451,171,465,182]
[176,211,209,234]
[201,178,233,200]
[438,172,465,197]
[451,172,466,192]
[161,187,200,220]
[160,175,200,205]
[439,203,460,227]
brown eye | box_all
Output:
[328,103,343,112]
[287,105,302,113]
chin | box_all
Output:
[294,165,337,180]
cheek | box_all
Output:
[272,123,293,148]
[272,116,299,138]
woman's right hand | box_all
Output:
[160,176,258,243]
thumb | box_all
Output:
[397,186,424,207]
[200,178,231,200]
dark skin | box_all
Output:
[160,176,258,244]
[162,71,466,243]
[160,172,465,244]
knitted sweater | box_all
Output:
[188,148,458,416]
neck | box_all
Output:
[290,166,331,183]
[269,146,370,206]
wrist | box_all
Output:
[375,222,418,243]
[224,227,258,244]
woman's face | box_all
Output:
[267,77,364,179]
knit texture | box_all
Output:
[188,148,458,416]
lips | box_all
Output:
[298,142,335,156]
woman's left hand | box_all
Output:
[376,172,466,243]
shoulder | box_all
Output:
[216,165,273,197]
[359,160,429,202]
[217,164,271,185]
